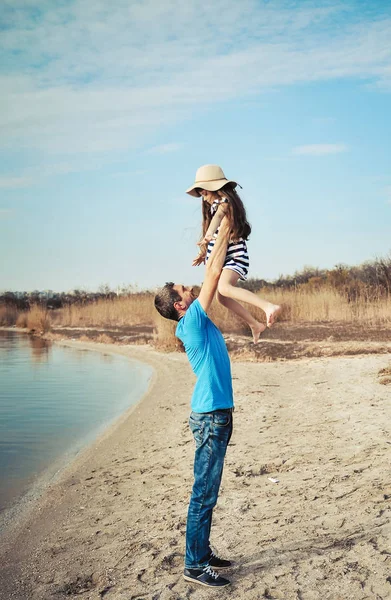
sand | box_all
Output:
[0,341,390,600]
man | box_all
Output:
[154,218,234,588]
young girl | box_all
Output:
[186,164,281,343]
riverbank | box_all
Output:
[0,332,152,534]
[0,339,390,599]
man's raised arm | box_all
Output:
[197,217,230,313]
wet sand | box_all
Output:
[0,341,390,600]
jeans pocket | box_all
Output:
[189,416,205,448]
[213,412,231,427]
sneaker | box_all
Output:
[183,565,231,588]
[208,550,232,569]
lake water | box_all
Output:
[0,331,152,516]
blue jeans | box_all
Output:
[185,409,233,569]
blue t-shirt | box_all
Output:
[176,299,234,413]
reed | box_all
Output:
[2,284,390,349]
[16,312,28,328]
[0,305,18,326]
[258,285,391,326]
[51,293,155,328]
[153,313,183,352]
[26,305,51,333]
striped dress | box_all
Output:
[205,201,249,281]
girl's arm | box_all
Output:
[200,201,229,244]
[197,217,231,312]
[192,242,207,266]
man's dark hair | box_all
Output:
[154,282,181,322]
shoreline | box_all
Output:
[0,340,390,599]
[0,341,159,548]
[2,323,391,363]
[0,337,154,542]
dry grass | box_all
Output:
[0,305,18,326]
[2,286,390,350]
[153,313,183,352]
[95,334,115,344]
[208,300,253,333]
[26,305,51,333]
[203,286,391,339]
[51,294,155,328]
[79,334,92,343]
[50,286,391,331]
[16,312,28,327]
[252,286,391,326]
[378,365,391,385]
[0,304,51,332]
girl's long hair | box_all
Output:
[201,184,251,242]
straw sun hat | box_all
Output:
[186,164,239,198]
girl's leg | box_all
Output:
[218,269,281,327]
[216,291,266,344]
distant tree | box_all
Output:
[116,283,139,296]
[72,289,89,304]
[239,278,269,292]
[327,265,350,288]
[98,283,112,296]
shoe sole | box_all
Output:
[183,575,231,588]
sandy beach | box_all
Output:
[0,340,390,600]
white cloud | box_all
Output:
[0,176,34,189]
[0,0,390,161]
[0,160,107,187]
[292,143,348,156]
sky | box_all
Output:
[1,0,391,292]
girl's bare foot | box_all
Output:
[265,304,281,327]
[250,321,266,344]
